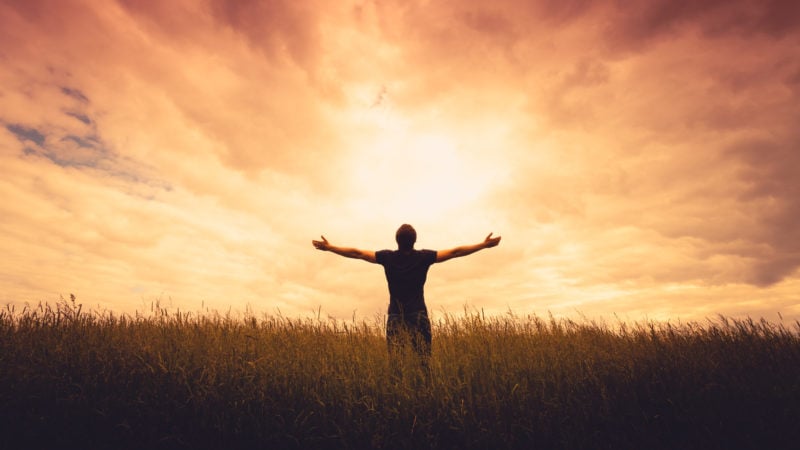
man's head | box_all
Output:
[395,224,416,251]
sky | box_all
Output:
[1,0,799,323]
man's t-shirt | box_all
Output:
[375,249,437,314]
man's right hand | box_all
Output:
[483,232,501,248]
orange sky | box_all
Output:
[1,0,799,322]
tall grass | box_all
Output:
[1,297,799,449]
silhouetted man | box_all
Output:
[312,224,501,364]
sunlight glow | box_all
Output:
[347,127,490,225]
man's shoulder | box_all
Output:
[376,249,436,262]
[377,249,436,258]
[375,249,392,263]
[422,249,437,262]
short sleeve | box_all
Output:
[375,249,390,265]
[423,249,437,265]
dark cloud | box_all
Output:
[0,0,48,21]
[61,134,99,150]
[20,129,107,169]
[115,0,215,45]
[60,86,88,103]
[6,123,45,146]
[720,0,800,38]
[604,0,727,47]
[65,111,91,125]
[377,0,800,79]
[207,0,321,67]
[459,9,516,37]
[724,133,800,285]
[118,0,323,69]
[601,0,800,52]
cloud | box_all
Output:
[452,0,800,293]
[722,133,800,285]
[3,0,349,182]
[60,86,89,103]
[1,0,799,321]
[7,124,45,147]
[609,0,800,43]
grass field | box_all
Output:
[1,297,799,449]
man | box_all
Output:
[311,224,501,364]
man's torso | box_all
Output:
[375,249,437,314]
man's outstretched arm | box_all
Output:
[436,232,501,263]
[312,235,377,263]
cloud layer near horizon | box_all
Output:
[1,0,799,321]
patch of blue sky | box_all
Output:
[6,121,172,193]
